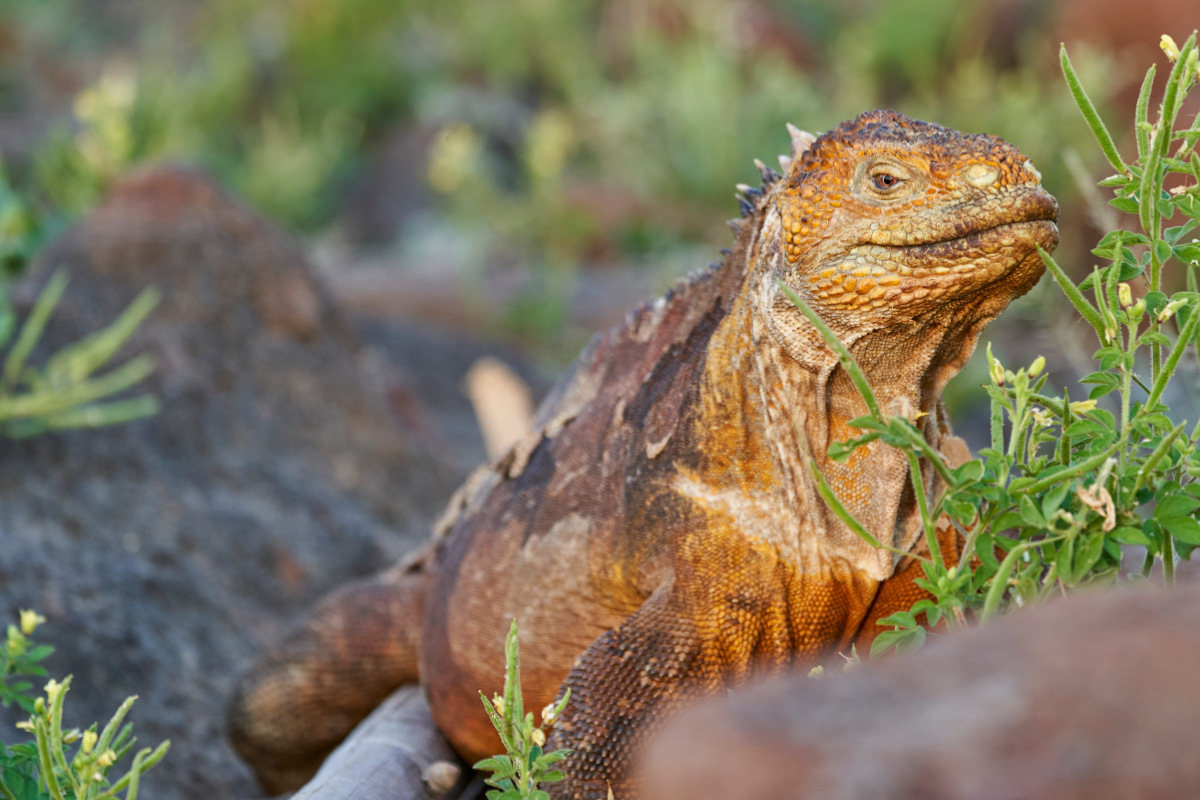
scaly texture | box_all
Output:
[229,110,1059,799]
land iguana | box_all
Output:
[228,109,1058,799]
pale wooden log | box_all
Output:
[465,356,534,460]
[292,685,465,800]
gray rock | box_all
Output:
[0,167,490,799]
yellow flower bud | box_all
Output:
[1158,297,1189,322]
[989,357,1005,387]
[15,720,34,732]
[1118,282,1132,308]
[44,679,62,704]
[1161,34,1180,62]
[541,703,558,726]
[1069,399,1098,415]
[19,610,45,636]
[1028,356,1046,378]
[491,694,505,716]
[61,729,81,744]
[82,730,98,754]
[96,750,116,768]
[531,728,546,747]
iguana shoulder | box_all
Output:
[430,261,734,545]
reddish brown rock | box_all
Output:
[641,584,1200,800]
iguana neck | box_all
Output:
[691,204,975,580]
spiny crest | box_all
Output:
[732,122,816,225]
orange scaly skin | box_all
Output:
[228,110,1059,799]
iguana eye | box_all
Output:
[872,172,901,191]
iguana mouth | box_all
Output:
[809,207,1058,311]
[863,182,1059,249]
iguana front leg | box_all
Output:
[547,547,877,800]
[546,584,710,800]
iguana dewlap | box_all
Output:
[228,110,1058,799]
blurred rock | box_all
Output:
[641,584,1200,800]
[0,166,516,799]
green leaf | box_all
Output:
[877,610,916,630]
[1093,230,1149,255]
[951,459,984,485]
[1155,495,1200,520]
[1135,65,1156,159]
[1143,291,1170,318]
[478,692,512,750]
[1041,482,1071,521]
[946,500,977,525]
[1174,242,1200,265]
[527,744,543,771]
[827,432,881,462]
[473,757,515,775]
[1165,220,1198,244]
[1040,246,1107,340]
[1064,420,1111,439]
[846,415,886,431]
[1111,526,1151,546]
[23,645,53,662]
[869,627,921,659]
[1080,371,1120,392]
[1055,539,1076,584]
[1073,534,1106,578]
[925,604,943,628]
[1060,45,1127,175]
[991,512,1025,532]
[1154,239,1174,265]
[1163,517,1200,546]
[1108,197,1139,213]
[1019,495,1047,529]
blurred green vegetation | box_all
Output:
[0,0,1118,346]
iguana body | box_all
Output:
[229,110,1058,799]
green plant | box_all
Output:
[786,33,1200,657]
[0,613,170,800]
[1,613,53,713]
[474,620,572,800]
[0,272,160,438]
[0,162,161,438]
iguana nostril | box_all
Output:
[965,163,1000,189]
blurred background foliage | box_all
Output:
[0,0,1193,368]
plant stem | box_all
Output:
[981,538,1061,623]
[907,451,941,567]
[1163,533,1175,588]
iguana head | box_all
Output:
[740,110,1058,577]
[766,109,1058,351]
